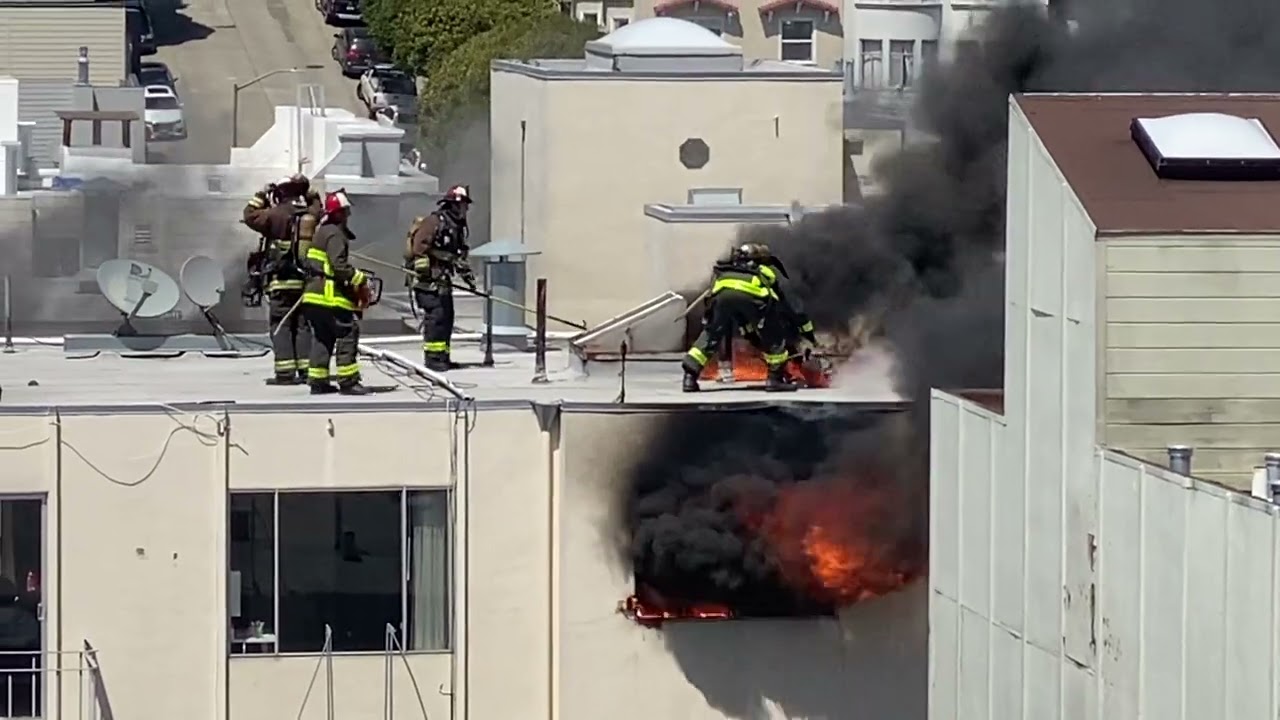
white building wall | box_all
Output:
[931,390,1280,720]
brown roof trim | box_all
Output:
[56,110,139,121]
[1015,93,1280,236]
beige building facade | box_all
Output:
[0,0,127,84]
[0,392,925,720]
[490,17,844,325]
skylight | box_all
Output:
[1131,113,1280,180]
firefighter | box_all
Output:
[682,243,799,393]
[301,190,372,396]
[404,184,478,372]
[243,174,321,385]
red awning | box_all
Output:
[757,0,839,15]
[653,0,736,14]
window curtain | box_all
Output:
[409,492,449,650]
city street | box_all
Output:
[144,0,365,164]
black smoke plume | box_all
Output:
[624,0,1280,614]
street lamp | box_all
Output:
[231,64,324,148]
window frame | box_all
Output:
[227,487,453,657]
[687,187,743,206]
[779,18,815,64]
[689,16,725,36]
[888,39,915,88]
[859,38,883,88]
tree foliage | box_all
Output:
[364,0,559,76]
[417,13,601,153]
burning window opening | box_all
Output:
[620,408,926,629]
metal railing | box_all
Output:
[0,642,109,720]
[292,625,432,720]
[382,624,430,720]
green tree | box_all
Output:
[418,13,601,155]
[364,0,559,76]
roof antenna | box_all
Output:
[180,255,234,349]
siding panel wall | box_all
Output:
[0,6,126,84]
[17,81,73,167]
[1103,235,1280,488]
[931,389,1280,720]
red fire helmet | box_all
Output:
[324,189,352,215]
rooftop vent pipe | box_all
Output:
[1266,453,1280,502]
[1167,444,1193,476]
[76,47,89,86]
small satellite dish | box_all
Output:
[96,259,180,319]
[180,255,226,309]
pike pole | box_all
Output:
[349,251,589,331]
[271,295,304,338]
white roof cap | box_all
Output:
[1134,113,1280,159]
[585,17,741,58]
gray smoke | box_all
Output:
[623,0,1280,612]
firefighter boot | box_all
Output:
[265,374,303,386]
[682,369,701,393]
[338,381,373,396]
[765,364,799,393]
[310,382,338,395]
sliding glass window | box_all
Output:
[228,489,451,655]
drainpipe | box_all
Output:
[532,403,562,720]
[1166,444,1192,476]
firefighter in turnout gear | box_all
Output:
[301,190,372,396]
[682,243,802,393]
[404,184,477,371]
[242,173,321,385]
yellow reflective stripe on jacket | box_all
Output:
[711,277,771,299]
[268,279,304,291]
[799,320,814,333]
[302,247,357,310]
[758,265,777,285]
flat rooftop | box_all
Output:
[492,58,842,81]
[1015,93,1280,235]
[0,338,906,414]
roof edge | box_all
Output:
[490,58,842,82]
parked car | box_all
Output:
[137,61,178,93]
[143,85,186,141]
[316,0,361,24]
[357,65,418,122]
[126,1,157,56]
[331,27,380,77]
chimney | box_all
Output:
[1266,453,1280,502]
[76,46,89,86]
[1167,444,1193,476]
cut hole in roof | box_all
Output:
[1131,113,1280,180]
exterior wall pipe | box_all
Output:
[1266,453,1280,502]
[1167,444,1193,476]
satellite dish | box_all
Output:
[180,255,226,309]
[96,259,180,319]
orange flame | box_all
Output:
[700,339,831,388]
[759,476,923,607]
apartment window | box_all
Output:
[889,40,914,87]
[688,188,743,206]
[780,19,814,63]
[691,17,724,36]
[228,489,450,655]
[581,11,598,26]
[613,17,629,29]
[859,39,883,88]
[920,40,938,73]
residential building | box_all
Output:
[930,93,1280,716]
[628,0,843,68]
[0,304,923,720]
[489,17,843,325]
[0,0,128,85]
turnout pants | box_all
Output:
[414,288,455,365]
[683,291,788,375]
[303,305,361,387]
[268,290,311,379]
